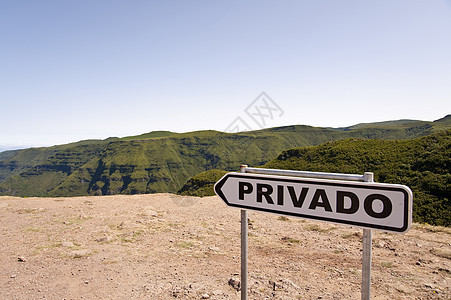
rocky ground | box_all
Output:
[0,194,449,299]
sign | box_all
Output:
[215,172,412,233]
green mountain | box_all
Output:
[178,169,228,197]
[0,139,118,184]
[0,116,450,198]
[120,131,177,140]
[179,130,450,226]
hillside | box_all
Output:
[120,131,177,140]
[180,130,450,226]
[178,169,228,197]
[0,116,450,198]
[0,139,118,184]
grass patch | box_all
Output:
[341,232,361,240]
[168,222,185,229]
[281,236,301,244]
[16,208,45,214]
[69,249,93,259]
[430,248,451,260]
[177,241,195,249]
[305,224,335,233]
[32,242,62,255]
[381,261,394,268]
[118,230,145,243]
[413,224,451,234]
[278,216,290,221]
[120,237,133,243]
[25,227,42,232]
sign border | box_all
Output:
[215,173,412,233]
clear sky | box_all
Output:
[1,0,450,148]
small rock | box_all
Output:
[17,256,26,262]
[146,210,158,217]
[69,249,91,258]
[189,283,201,290]
[269,280,284,291]
[84,280,89,284]
[10,274,16,278]
[375,240,386,248]
[282,279,299,289]
[201,294,210,299]
[208,246,220,252]
[143,206,158,217]
[96,236,112,243]
[61,241,74,247]
[228,277,241,291]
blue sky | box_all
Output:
[1,0,450,148]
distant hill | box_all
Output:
[0,146,30,154]
[120,131,177,140]
[341,114,451,131]
[0,116,450,199]
[179,130,450,226]
[0,139,118,184]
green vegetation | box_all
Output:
[120,131,177,140]
[179,130,450,226]
[264,130,450,226]
[0,141,116,196]
[281,236,301,244]
[0,138,117,184]
[0,115,450,226]
[178,169,227,197]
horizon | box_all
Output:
[0,114,448,152]
[1,1,450,147]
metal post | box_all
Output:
[240,165,248,300]
[361,172,374,300]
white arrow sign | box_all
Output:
[215,172,413,233]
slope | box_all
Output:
[0,116,450,198]
[178,130,450,226]
[263,130,450,226]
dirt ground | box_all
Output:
[0,194,449,299]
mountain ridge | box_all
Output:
[178,130,451,226]
[0,116,449,199]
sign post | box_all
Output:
[362,172,374,300]
[240,165,248,300]
[215,166,413,299]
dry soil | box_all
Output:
[0,194,449,299]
